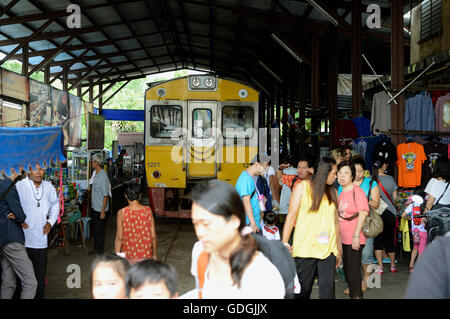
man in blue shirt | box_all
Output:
[235,155,266,233]
[0,175,37,299]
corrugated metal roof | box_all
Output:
[0,0,419,96]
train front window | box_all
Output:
[150,105,182,138]
[222,106,254,138]
[192,109,212,139]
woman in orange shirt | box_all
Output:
[115,182,157,264]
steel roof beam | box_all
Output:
[0,0,142,26]
[108,0,161,74]
[0,0,21,18]
[28,35,75,76]
[156,0,186,68]
[66,0,144,78]
[0,18,55,66]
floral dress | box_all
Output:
[121,206,153,263]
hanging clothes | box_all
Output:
[353,135,389,170]
[396,142,427,188]
[435,93,450,137]
[421,141,448,187]
[334,119,358,147]
[371,91,392,136]
[431,90,449,108]
[404,93,435,132]
[350,139,367,158]
[352,115,371,138]
[372,137,397,176]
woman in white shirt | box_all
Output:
[189,179,285,299]
[424,157,450,212]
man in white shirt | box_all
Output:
[16,164,59,299]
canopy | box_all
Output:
[0,127,66,177]
[93,108,144,121]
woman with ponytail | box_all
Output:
[373,159,399,273]
[282,157,342,299]
[189,179,285,299]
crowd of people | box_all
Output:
[1,148,450,299]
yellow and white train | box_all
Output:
[145,75,260,217]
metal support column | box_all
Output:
[352,0,362,112]
[21,43,28,76]
[329,30,338,150]
[391,0,405,147]
[299,64,306,156]
[311,37,320,158]
[98,83,103,115]
[282,87,288,155]
[289,71,297,160]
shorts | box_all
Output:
[361,237,374,265]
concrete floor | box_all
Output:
[45,215,412,299]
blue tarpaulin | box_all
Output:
[0,127,66,176]
[93,108,144,121]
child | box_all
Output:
[402,193,428,273]
[261,211,280,241]
[91,253,130,299]
[125,258,179,299]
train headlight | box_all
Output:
[190,77,201,88]
[153,171,161,178]
[205,77,215,88]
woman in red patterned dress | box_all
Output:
[115,182,157,264]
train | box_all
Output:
[144,74,260,217]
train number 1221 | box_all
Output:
[148,162,160,168]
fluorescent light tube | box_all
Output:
[270,33,303,63]
[258,60,283,83]
[306,0,339,26]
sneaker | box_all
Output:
[378,267,384,275]
[390,266,399,273]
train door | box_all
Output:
[187,101,217,178]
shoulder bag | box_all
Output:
[362,180,384,238]
[432,182,450,210]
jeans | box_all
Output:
[361,237,374,265]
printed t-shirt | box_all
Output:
[338,185,369,245]
[396,142,427,188]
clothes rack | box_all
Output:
[375,129,450,136]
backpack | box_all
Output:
[290,176,300,191]
[256,175,272,211]
[197,235,298,299]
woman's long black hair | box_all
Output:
[190,179,258,288]
[310,157,337,212]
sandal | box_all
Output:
[390,266,398,273]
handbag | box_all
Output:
[362,180,384,238]
[338,184,383,238]
[432,183,450,210]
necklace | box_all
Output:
[29,179,44,207]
